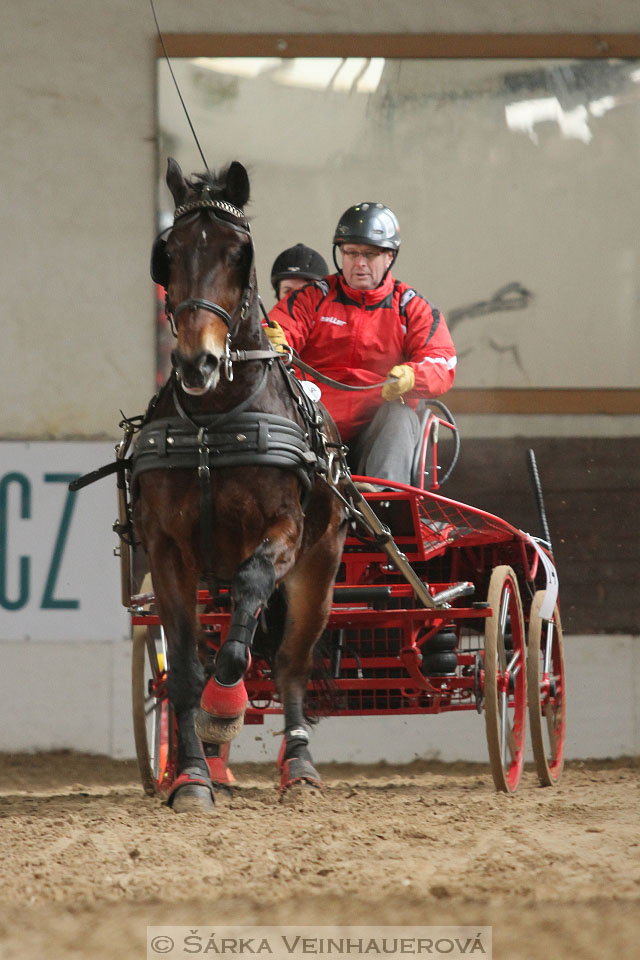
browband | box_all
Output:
[173,198,249,229]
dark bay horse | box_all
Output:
[133,158,347,812]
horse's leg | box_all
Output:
[276,530,345,793]
[195,522,299,743]
[148,537,215,813]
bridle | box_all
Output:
[164,197,253,331]
[155,194,275,382]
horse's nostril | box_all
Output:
[202,352,219,372]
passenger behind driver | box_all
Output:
[270,243,329,302]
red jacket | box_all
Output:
[269,272,456,440]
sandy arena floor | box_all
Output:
[0,752,638,960]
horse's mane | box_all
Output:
[187,164,252,221]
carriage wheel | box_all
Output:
[131,621,177,796]
[527,590,566,786]
[483,565,527,793]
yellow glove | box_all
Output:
[265,319,291,355]
[382,364,415,401]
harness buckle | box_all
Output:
[327,450,345,487]
[223,335,234,382]
[279,345,294,367]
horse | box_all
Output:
[132,157,347,812]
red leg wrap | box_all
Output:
[200,675,248,718]
[206,755,236,785]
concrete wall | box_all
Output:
[3,1,640,439]
[1,635,637,763]
[2,1,639,760]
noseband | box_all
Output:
[172,286,254,355]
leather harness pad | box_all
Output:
[132,411,322,491]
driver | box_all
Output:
[267,202,457,486]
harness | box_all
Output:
[133,411,321,489]
[128,344,336,583]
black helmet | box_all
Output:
[333,202,400,250]
[270,243,329,294]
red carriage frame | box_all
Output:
[128,408,565,797]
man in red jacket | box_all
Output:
[267,202,456,486]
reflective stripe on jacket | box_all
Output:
[269,272,456,440]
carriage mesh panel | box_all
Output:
[306,626,409,714]
[415,495,521,554]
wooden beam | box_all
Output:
[444,389,640,415]
[156,33,640,60]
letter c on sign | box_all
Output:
[0,473,31,610]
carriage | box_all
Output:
[125,400,565,799]
[75,157,564,808]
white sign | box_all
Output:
[0,443,130,641]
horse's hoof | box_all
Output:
[195,706,245,743]
[171,784,216,813]
[167,768,215,814]
[279,757,323,797]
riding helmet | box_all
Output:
[333,202,401,250]
[270,243,329,294]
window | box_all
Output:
[156,35,640,412]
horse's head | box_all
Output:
[158,158,254,395]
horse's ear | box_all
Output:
[166,157,190,206]
[225,161,250,209]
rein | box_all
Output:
[255,301,397,394]
[290,354,397,393]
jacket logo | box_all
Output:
[320,315,347,326]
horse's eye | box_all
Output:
[227,248,246,268]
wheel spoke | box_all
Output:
[500,690,509,764]
[498,589,510,670]
[544,705,558,761]
[543,620,554,674]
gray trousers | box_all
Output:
[347,401,420,487]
